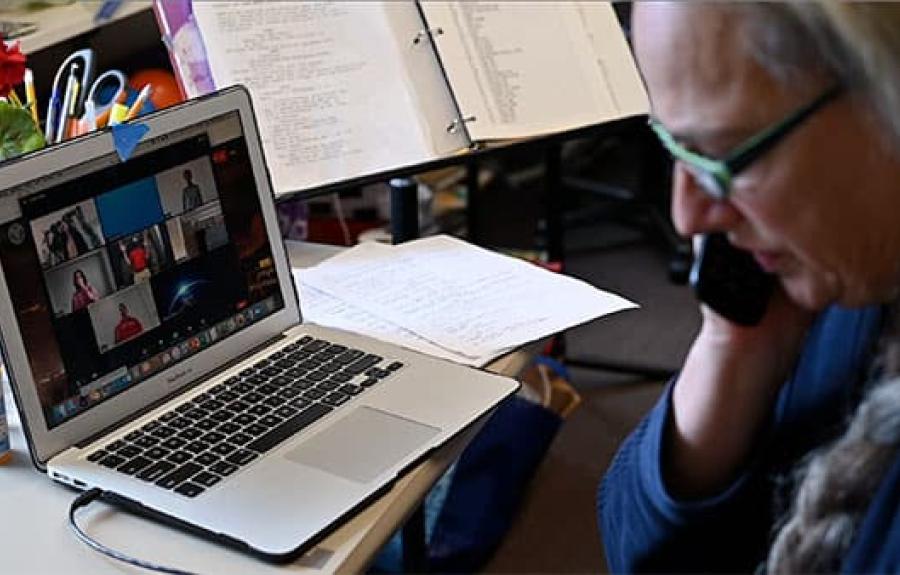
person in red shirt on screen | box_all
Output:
[114,302,144,344]
[120,233,151,283]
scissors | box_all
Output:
[46,48,128,143]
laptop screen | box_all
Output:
[0,111,284,430]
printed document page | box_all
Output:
[192,2,462,196]
[294,276,505,366]
[300,236,637,359]
[420,1,649,141]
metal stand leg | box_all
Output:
[402,505,429,573]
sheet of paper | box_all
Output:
[301,235,638,359]
[192,1,457,196]
[293,274,504,367]
[421,1,649,141]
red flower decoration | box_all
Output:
[0,37,26,98]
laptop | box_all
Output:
[0,86,518,562]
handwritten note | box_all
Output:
[294,278,503,366]
[300,236,637,359]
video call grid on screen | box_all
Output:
[2,114,284,428]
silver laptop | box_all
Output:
[0,86,518,562]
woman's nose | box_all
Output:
[670,163,742,237]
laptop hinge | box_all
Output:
[75,332,289,449]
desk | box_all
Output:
[0,240,530,574]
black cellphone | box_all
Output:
[690,233,776,326]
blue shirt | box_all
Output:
[598,305,885,573]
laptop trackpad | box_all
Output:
[283,407,441,483]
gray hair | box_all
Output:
[738,3,900,148]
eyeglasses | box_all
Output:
[649,84,843,200]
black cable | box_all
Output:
[68,488,200,575]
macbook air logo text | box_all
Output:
[166,367,194,385]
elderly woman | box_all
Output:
[599,4,900,573]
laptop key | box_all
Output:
[137,461,176,482]
[387,361,404,371]
[274,405,298,419]
[323,393,350,407]
[344,354,383,375]
[168,417,193,430]
[339,384,364,396]
[193,472,222,488]
[244,423,268,437]
[248,404,271,417]
[156,463,203,489]
[133,435,159,449]
[87,450,107,462]
[278,387,301,399]
[195,452,219,466]
[263,395,286,408]
[302,388,326,401]
[145,446,170,460]
[118,456,152,476]
[210,443,238,457]
[246,403,332,454]
[167,451,191,465]
[259,415,283,428]
[174,482,205,498]
[361,377,379,387]
[142,421,161,433]
[329,372,353,384]
[185,441,210,454]
[149,426,176,439]
[233,413,255,426]
[289,397,311,410]
[229,432,253,446]
[201,431,226,444]
[105,439,126,451]
[162,436,188,450]
[303,339,329,352]
[225,449,258,466]
[210,461,239,477]
[316,381,338,392]
[99,454,127,468]
[217,390,239,403]
[194,418,219,432]
[258,383,278,396]
[333,349,364,365]
[209,409,235,423]
[272,375,294,387]
[117,445,142,458]
[217,422,241,435]
[179,428,203,440]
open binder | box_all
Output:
[154,1,648,198]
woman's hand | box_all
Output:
[665,286,816,498]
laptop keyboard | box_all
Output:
[85,335,404,498]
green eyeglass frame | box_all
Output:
[649,84,843,200]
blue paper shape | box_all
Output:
[111,123,150,162]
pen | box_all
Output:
[83,100,96,132]
[124,84,151,121]
[24,69,37,125]
[55,63,78,144]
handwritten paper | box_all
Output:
[294,278,504,367]
[300,235,637,360]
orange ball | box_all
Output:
[128,69,183,109]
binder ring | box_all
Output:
[446,115,476,134]
[413,27,444,46]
